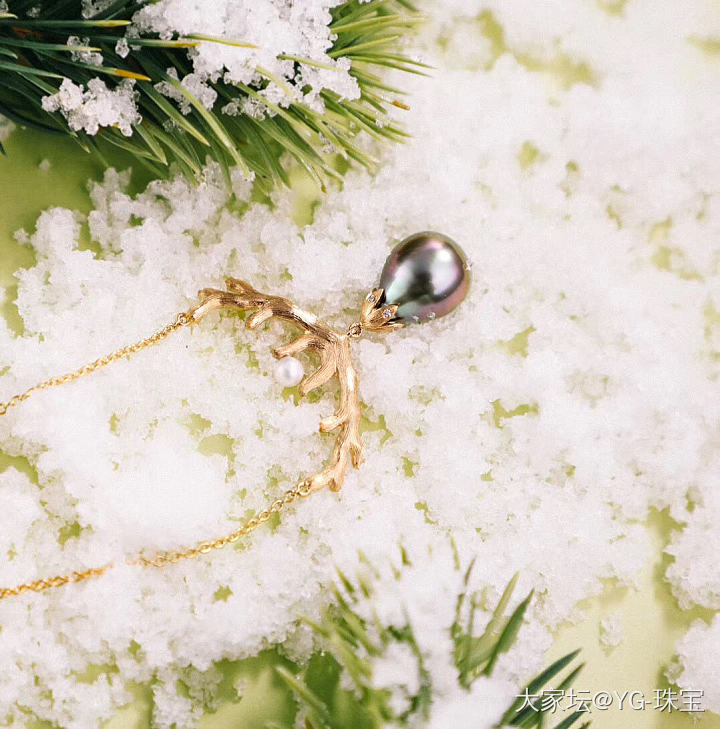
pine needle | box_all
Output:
[0,0,421,191]
[279,563,589,729]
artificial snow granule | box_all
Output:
[114,37,130,59]
[133,0,361,113]
[41,78,141,136]
[665,486,720,610]
[671,616,720,713]
[0,115,14,143]
[153,67,206,117]
[369,642,420,715]
[81,0,115,18]
[427,669,516,729]
[67,35,104,66]
[242,96,267,120]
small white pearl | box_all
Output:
[274,356,304,387]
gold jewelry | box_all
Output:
[0,232,470,601]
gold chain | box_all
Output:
[0,313,190,416]
[0,313,316,600]
[0,481,312,600]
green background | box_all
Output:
[1,128,718,729]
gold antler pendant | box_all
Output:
[188,278,370,492]
[0,232,470,600]
[184,231,470,492]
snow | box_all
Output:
[43,0,363,134]
[1,0,720,726]
[671,616,720,713]
[0,115,14,143]
[134,0,360,111]
[67,35,104,67]
[41,78,141,137]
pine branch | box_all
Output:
[277,563,589,729]
[0,0,422,190]
[277,567,432,728]
[452,565,534,687]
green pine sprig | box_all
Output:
[499,650,589,729]
[453,562,588,729]
[452,565,534,687]
[0,0,426,190]
[277,562,589,729]
[277,568,433,728]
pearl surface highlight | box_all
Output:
[274,356,304,387]
[379,231,470,322]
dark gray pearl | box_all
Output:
[379,231,470,322]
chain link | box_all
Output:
[0,566,112,600]
[0,481,313,600]
[0,313,319,601]
[127,480,313,569]
[0,313,189,417]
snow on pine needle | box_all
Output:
[0,0,423,189]
[279,564,588,729]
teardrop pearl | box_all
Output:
[379,232,470,322]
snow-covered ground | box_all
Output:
[1,1,719,726]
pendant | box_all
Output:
[0,232,471,600]
[187,231,470,493]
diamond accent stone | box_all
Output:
[366,293,376,304]
[382,308,392,319]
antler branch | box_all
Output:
[186,278,363,492]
